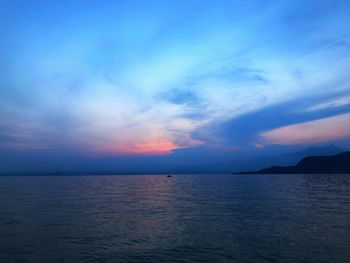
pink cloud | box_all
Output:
[259,113,350,145]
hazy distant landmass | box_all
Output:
[230,145,344,173]
[238,151,350,174]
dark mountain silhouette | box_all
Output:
[238,151,350,174]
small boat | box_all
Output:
[166,174,172,178]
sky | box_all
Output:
[1,0,350,173]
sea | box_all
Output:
[0,174,350,262]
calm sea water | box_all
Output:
[0,174,350,262]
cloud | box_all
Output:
[160,89,200,105]
[304,96,350,112]
[259,112,350,145]
[215,90,350,149]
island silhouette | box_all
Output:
[236,151,350,174]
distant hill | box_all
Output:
[230,144,344,173]
[238,151,350,174]
[278,144,344,164]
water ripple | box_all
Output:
[0,174,350,262]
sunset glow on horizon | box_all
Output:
[98,140,180,156]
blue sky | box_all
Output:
[1,0,350,172]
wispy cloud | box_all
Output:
[304,96,350,112]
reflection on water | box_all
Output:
[0,174,350,262]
